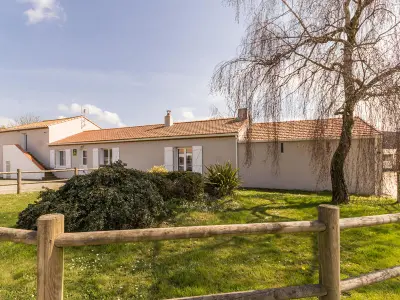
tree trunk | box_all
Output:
[397,171,400,203]
[330,113,354,205]
[396,131,400,203]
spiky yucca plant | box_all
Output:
[205,162,240,198]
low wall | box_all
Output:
[2,145,44,180]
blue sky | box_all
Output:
[0,0,245,128]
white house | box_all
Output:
[0,110,384,195]
[0,116,100,180]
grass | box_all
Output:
[0,190,399,299]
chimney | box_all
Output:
[165,110,173,127]
[237,108,248,121]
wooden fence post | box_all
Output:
[318,204,340,300]
[74,167,78,176]
[17,169,22,194]
[37,214,65,300]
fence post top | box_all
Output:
[318,204,340,211]
[37,214,64,222]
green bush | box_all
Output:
[17,162,167,232]
[205,162,240,198]
[164,171,204,202]
[17,162,206,232]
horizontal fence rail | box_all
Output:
[55,220,326,247]
[168,284,327,300]
[0,227,37,245]
[0,168,96,194]
[341,266,400,292]
[340,213,400,229]
[0,206,399,300]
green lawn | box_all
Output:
[0,190,399,300]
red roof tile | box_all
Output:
[50,118,246,145]
[249,117,380,141]
[0,116,100,133]
[49,117,379,145]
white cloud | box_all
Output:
[57,104,68,111]
[19,0,65,25]
[0,117,15,127]
[57,115,65,119]
[57,103,126,127]
[177,107,208,122]
[182,110,194,120]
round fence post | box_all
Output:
[17,169,22,194]
[74,167,78,176]
[37,214,65,300]
[318,204,340,300]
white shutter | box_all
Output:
[192,146,203,174]
[173,148,178,171]
[93,148,99,168]
[50,150,55,169]
[112,147,120,163]
[65,149,71,168]
[99,149,104,165]
[164,147,173,171]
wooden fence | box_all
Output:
[0,168,96,194]
[0,205,399,300]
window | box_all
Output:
[103,149,113,165]
[82,150,88,166]
[59,151,66,167]
[177,147,193,171]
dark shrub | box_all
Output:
[164,171,204,202]
[17,162,167,232]
[205,162,240,198]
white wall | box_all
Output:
[238,139,380,195]
[2,145,44,180]
[50,136,238,178]
[48,117,100,143]
[382,172,397,198]
[0,129,49,171]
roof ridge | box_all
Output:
[35,116,81,123]
[72,117,239,133]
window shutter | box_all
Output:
[164,147,173,171]
[93,148,99,168]
[50,150,55,169]
[65,149,72,168]
[192,146,203,174]
[112,147,120,163]
[173,148,178,171]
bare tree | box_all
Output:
[12,114,41,126]
[212,0,400,204]
[396,128,400,203]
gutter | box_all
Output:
[239,134,382,144]
[49,133,238,146]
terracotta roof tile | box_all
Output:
[51,118,246,145]
[49,117,379,145]
[250,117,380,141]
[0,116,99,133]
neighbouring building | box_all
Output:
[0,110,386,195]
[0,116,100,180]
